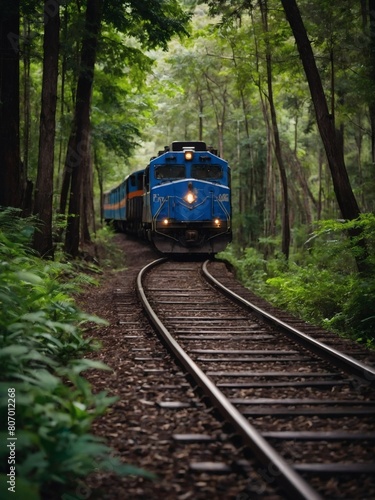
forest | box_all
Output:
[0,0,375,496]
[1,0,373,336]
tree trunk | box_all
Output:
[260,0,290,259]
[286,146,316,229]
[81,138,93,243]
[260,93,276,246]
[368,0,375,164]
[63,0,102,257]
[229,39,259,245]
[94,147,104,224]
[255,54,275,253]
[22,19,31,183]
[56,5,68,198]
[0,0,23,208]
[33,1,60,258]
[317,148,323,220]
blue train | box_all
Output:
[103,141,232,254]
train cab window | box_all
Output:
[130,175,136,187]
[191,164,223,180]
[155,165,185,180]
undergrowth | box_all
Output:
[88,225,127,270]
[219,214,375,348]
[0,208,152,500]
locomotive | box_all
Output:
[103,141,232,254]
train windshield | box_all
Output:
[191,164,223,180]
[155,165,185,180]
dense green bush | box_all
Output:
[0,209,150,499]
[323,277,375,345]
[219,214,375,347]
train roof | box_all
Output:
[153,141,220,158]
[103,168,144,194]
[170,141,207,151]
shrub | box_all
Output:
[265,264,352,324]
[0,209,152,499]
[220,214,375,347]
[324,278,375,346]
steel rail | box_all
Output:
[202,260,375,387]
[137,258,322,500]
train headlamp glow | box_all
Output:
[184,150,194,161]
[162,218,169,225]
[185,191,196,204]
[184,182,197,204]
[214,218,221,227]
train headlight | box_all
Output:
[184,182,197,204]
[185,191,196,204]
[214,218,221,227]
[184,182,197,205]
[162,218,169,225]
[184,150,194,161]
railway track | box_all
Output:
[137,257,375,499]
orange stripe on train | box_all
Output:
[103,190,143,211]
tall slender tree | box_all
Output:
[61,0,190,257]
[62,0,103,257]
[33,1,60,258]
[280,0,361,222]
[368,0,375,164]
[259,0,290,259]
[280,0,369,273]
[0,0,23,208]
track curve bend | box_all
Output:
[137,258,375,499]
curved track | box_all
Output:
[137,258,375,499]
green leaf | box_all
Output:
[0,345,29,357]
[19,311,47,323]
[71,401,87,419]
[16,370,60,391]
[15,271,43,285]
[67,359,112,374]
[17,451,48,476]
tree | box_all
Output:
[33,1,60,258]
[280,0,361,222]
[62,0,103,257]
[280,0,370,273]
[258,0,290,259]
[368,0,375,164]
[0,0,24,208]
[60,0,190,257]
